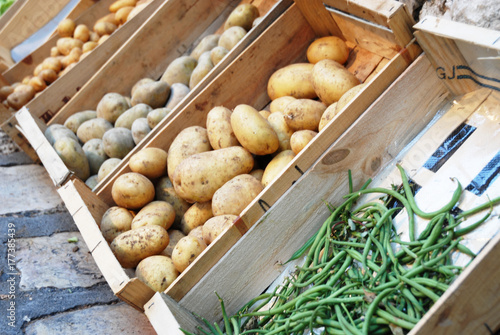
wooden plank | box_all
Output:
[0,113,39,162]
[0,0,27,31]
[323,0,404,28]
[294,0,344,38]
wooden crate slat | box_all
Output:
[323,0,403,28]
[293,0,344,38]
[0,0,27,32]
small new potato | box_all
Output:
[155,176,191,227]
[179,201,213,235]
[131,200,176,230]
[231,104,279,155]
[28,76,46,92]
[171,235,206,273]
[290,130,317,154]
[116,6,134,25]
[224,3,259,31]
[218,26,246,50]
[136,255,179,292]
[202,215,237,245]
[267,112,293,152]
[109,0,137,12]
[100,206,134,243]
[57,18,76,37]
[212,174,263,216]
[267,63,316,100]
[53,137,90,180]
[283,99,327,131]
[98,157,121,182]
[42,57,63,73]
[111,225,169,268]
[94,21,117,36]
[318,102,338,132]
[77,117,113,143]
[161,229,186,257]
[160,56,198,87]
[7,84,35,109]
[131,117,151,145]
[56,37,83,56]
[312,59,360,105]
[38,68,58,84]
[96,92,131,123]
[112,172,155,209]
[73,24,90,42]
[129,147,168,179]
[261,150,295,187]
[306,36,350,64]
[83,41,98,53]
[206,106,239,150]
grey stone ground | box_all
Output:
[0,130,156,334]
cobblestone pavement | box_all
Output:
[0,130,156,334]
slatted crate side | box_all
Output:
[0,0,27,32]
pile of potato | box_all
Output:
[0,0,152,112]
[100,35,367,293]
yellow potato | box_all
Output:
[54,137,90,180]
[22,75,33,85]
[190,34,220,60]
[109,0,137,13]
[206,106,239,150]
[259,110,271,120]
[179,201,213,235]
[311,59,360,105]
[172,146,254,203]
[82,41,98,53]
[131,81,170,109]
[73,24,90,42]
[161,229,186,257]
[0,86,13,102]
[6,84,35,109]
[89,31,100,42]
[231,104,279,155]
[267,112,294,152]
[210,46,229,66]
[77,117,113,143]
[171,235,206,272]
[56,37,83,56]
[189,51,213,89]
[160,56,198,87]
[212,174,263,216]
[306,36,350,65]
[96,92,131,123]
[129,147,167,179]
[116,6,134,25]
[131,117,151,145]
[96,13,119,26]
[167,126,212,180]
[136,255,179,291]
[98,157,121,182]
[94,21,117,36]
[60,47,82,68]
[270,96,296,113]
[165,83,190,110]
[111,172,155,209]
[336,83,366,111]
[82,138,108,175]
[187,226,204,241]
[131,200,175,230]
[290,130,317,154]
[38,68,58,84]
[249,169,264,182]
[50,46,60,57]
[261,150,295,187]
[267,63,316,100]
[111,225,169,268]
[155,176,191,227]
[115,103,152,129]
[28,76,46,92]
[98,34,110,45]
[42,57,63,73]
[218,26,246,50]
[224,3,259,31]
[202,215,237,245]
[147,107,170,129]
[283,99,327,131]
[100,206,134,243]
[57,18,76,37]
[318,102,338,132]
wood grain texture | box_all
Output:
[294,0,343,38]
[0,0,27,32]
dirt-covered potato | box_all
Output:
[190,34,220,60]
[212,174,263,216]
[73,24,90,42]
[318,102,338,132]
[155,176,191,227]
[202,215,237,245]
[112,172,155,209]
[307,36,350,65]
[100,206,134,243]
[173,146,254,203]
[218,26,246,50]
[98,157,121,181]
[261,150,296,187]
[224,3,259,31]
[131,200,175,231]
[147,108,169,129]
[6,84,35,110]
[290,130,317,154]
[111,225,169,268]
[161,229,186,257]
[115,103,152,129]
[161,56,198,87]
[267,63,316,100]
[131,118,151,145]
[283,99,327,131]
[267,112,294,152]
[167,126,211,180]
[129,147,167,179]
[231,104,279,155]
[210,46,228,66]
[57,18,76,37]
[189,51,213,90]
[270,96,296,113]
[131,81,170,109]
[82,138,108,175]
[136,255,179,291]
[179,201,213,235]
[56,37,83,56]
[312,59,360,105]
[171,235,206,273]
[77,117,113,143]
[96,92,131,123]
[102,127,135,159]
[64,110,96,133]
[54,137,90,180]
[165,83,189,110]
[206,106,239,150]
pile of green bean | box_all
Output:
[182,165,499,335]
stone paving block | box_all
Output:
[0,164,63,215]
[24,302,156,335]
[16,232,105,291]
[0,130,21,156]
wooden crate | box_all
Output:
[142,16,500,334]
[51,0,419,316]
[1,0,164,162]
[14,0,288,183]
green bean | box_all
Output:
[293,251,347,288]
[455,195,500,220]
[397,275,440,302]
[383,302,420,324]
[375,309,416,330]
[416,233,453,257]
[362,284,402,335]
[453,210,492,237]
[456,243,475,257]
[335,304,362,335]
[404,239,461,278]
[326,255,353,286]
[412,277,449,292]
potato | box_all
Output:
[267,63,316,100]
[318,102,338,132]
[210,46,228,66]
[218,26,246,50]
[189,51,213,90]
[290,130,317,154]
[306,36,350,65]
[116,6,134,25]
[261,150,295,187]
[109,0,137,12]
[155,176,191,227]
[147,108,170,129]
[115,103,152,129]
[98,34,110,45]
[85,175,99,189]
[179,201,213,235]
[161,229,185,257]
[270,96,296,113]
[131,78,154,96]
[267,112,294,152]
[131,117,151,145]
[259,110,271,120]
[38,68,58,84]
[102,127,136,159]
[42,57,63,73]
[82,41,98,53]
[212,174,263,216]
[167,126,211,180]
[82,138,109,175]
[249,169,264,182]
[6,84,35,110]
[336,83,365,112]
[224,3,259,31]
[94,21,117,36]
[54,137,90,180]
[58,63,77,77]
[126,2,148,21]
[57,18,76,37]
[129,147,167,179]
[50,46,60,57]
[60,47,82,68]
[44,124,78,145]
[136,255,179,291]
[56,37,83,56]
[131,200,175,231]
[172,146,254,203]
[73,24,90,42]
[64,110,97,133]
[311,59,360,105]
[231,104,279,155]
[202,215,237,245]
[165,83,189,110]
[112,172,155,209]
[96,13,118,26]
[161,56,198,87]
[98,157,121,181]
[131,81,170,109]
[89,31,100,42]
[22,75,33,85]
[111,225,169,268]
[0,86,14,101]
[100,206,134,243]
[206,106,239,150]
[283,99,327,131]
[171,235,206,272]
[190,34,220,60]
[188,226,204,241]
[96,92,131,123]
[76,117,113,143]
[28,76,47,92]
